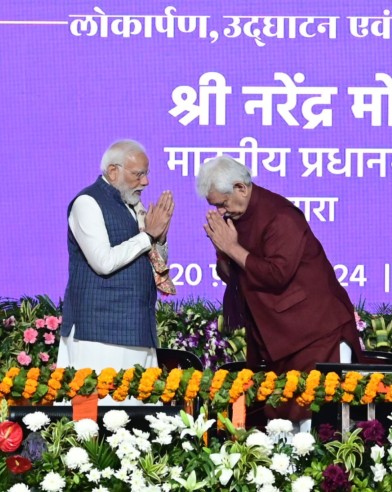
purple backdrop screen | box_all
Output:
[1,1,391,309]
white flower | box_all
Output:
[80,462,93,473]
[266,418,294,435]
[170,465,183,479]
[153,433,173,445]
[180,410,215,440]
[101,467,115,479]
[246,430,274,455]
[74,418,99,441]
[86,468,101,483]
[258,486,280,492]
[265,419,294,444]
[41,471,66,492]
[247,465,275,486]
[371,444,385,463]
[270,452,291,475]
[371,463,387,482]
[107,427,133,448]
[291,432,315,456]
[103,410,130,432]
[182,441,193,452]
[22,411,50,431]
[210,448,241,486]
[292,475,315,492]
[92,488,110,492]
[7,485,32,492]
[64,446,90,469]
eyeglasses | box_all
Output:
[113,163,150,179]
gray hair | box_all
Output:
[100,139,146,173]
[196,155,252,197]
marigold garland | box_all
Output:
[160,368,183,403]
[184,370,203,402]
[0,367,21,398]
[137,367,162,401]
[229,369,254,403]
[360,372,384,404]
[1,366,392,412]
[22,368,40,400]
[41,367,65,404]
[281,370,301,402]
[341,371,363,403]
[257,371,278,402]
[209,369,229,401]
[112,368,135,402]
[96,368,118,399]
[296,370,321,407]
[324,371,340,402]
[67,368,93,399]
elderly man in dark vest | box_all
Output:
[196,155,362,432]
[57,139,174,404]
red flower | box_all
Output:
[6,455,32,474]
[0,421,23,452]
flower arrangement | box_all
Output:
[1,402,392,491]
[0,296,62,371]
[356,302,392,352]
[1,365,392,413]
[1,296,247,371]
[156,298,246,369]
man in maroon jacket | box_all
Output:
[196,155,362,431]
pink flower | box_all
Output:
[354,312,367,332]
[17,351,32,366]
[50,363,57,370]
[43,333,56,345]
[35,319,45,329]
[23,328,38,344]
[45,316,60,330]
[39,352,50,362]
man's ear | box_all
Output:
[233,182,250,196]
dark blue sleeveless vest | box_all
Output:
[61,176,157,347]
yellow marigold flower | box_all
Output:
[112,368,135,402]
[209,369,229,400]
[185,370,203,402]
[360,373,384,404]
[137,368,162,401]
[282,370,301,400]
[324,372,340,401]
[296,370,321,407]
[161,368,183,403]
[229,369,254,403]
[257,372,278,401]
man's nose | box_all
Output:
[216,206,226,215]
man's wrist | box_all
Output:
[145,231,155,244]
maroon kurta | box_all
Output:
[222,184,362,421]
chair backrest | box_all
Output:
[156,348,204,372]
[361,350,392,364]
[217,361,266,372]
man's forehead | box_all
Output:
[207,189,229,205]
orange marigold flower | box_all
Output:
[185,370,203,402]
[161,368,183,403]
[257,371,278,401]
[229,369,254,403]
[209,369,229,401]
